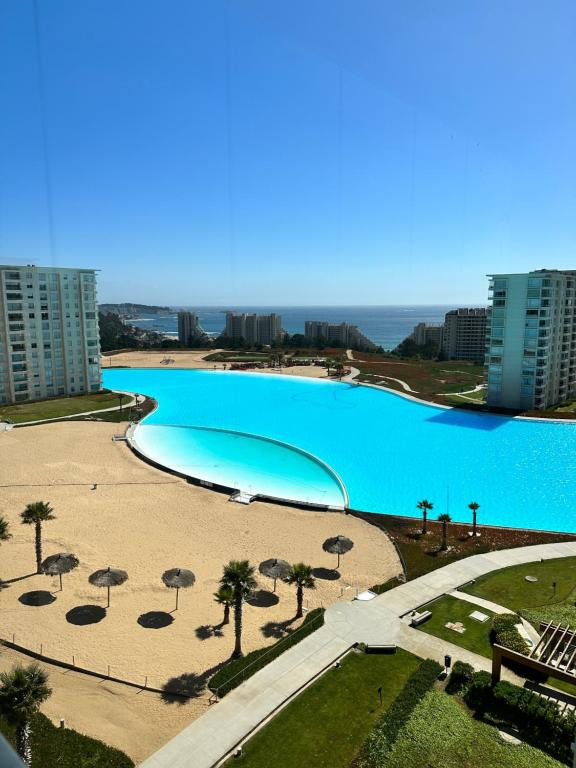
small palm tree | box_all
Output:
[0,663,52,767]
[20,502,55,574]
[468,502,480,536]
[213,584,234,625]
[220,560,257,658]
[286,563,316,618]
[438,513,452,551]
[416,499,433,535]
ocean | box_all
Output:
[127,305,456,351]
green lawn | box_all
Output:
[226,649,420,768]
[416,595,495,657]
[0,711,133,768]
[0,392,131,423]
[386,690,563,768]
[460,557,576,617]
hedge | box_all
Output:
[464,671,576,765]
[0,712,134,768]
[358,658,442,768]
[491,613,530,656]
[445,660,474,695]
[208,608,324,697]
[369,576,404,595]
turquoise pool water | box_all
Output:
[103,369,576,532]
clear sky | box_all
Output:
[1,1,575,305]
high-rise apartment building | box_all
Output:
[224,313,283,345]
[409,322,444,348]
[304,321,377,350]
[486,270,576,410]
[177,311,202,345]
[0,264,101,404]
[442,308,487,362]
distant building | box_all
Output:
[224,313,283,345]
[442,308,487,362]
[304,321,377,350]
[410,322,443,348]
[486,270,576,410]
[0,264,100,404]
[177,311,203,345]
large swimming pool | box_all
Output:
[102,369,576,532]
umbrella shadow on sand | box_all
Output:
[246,590,279,608]
[138,611,174,630]
[311,567,340,581]
[19,590,56,607]
[161,662,225,705]
[66,604,106,625]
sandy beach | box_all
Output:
[0,420,399,762]
[102,349,330,378]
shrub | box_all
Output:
[445,661,474,695]
[209,608,324,697]
[463,671,576,764]
[491,613,530,656]
[369,576,404,594]
[358,658,442,768]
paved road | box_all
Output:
[139,540,576,768]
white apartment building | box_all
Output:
[304,321,377,350]
[224,313,283,345]
[442,308,487,362]
[486,270,576,410]
[0,264,101,405]
[177,311,202,345]
[410,321,443,348]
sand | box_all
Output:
[103,349,329,378]
[0,421,399,762]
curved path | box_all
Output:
[139,540,576,768]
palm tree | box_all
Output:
[286,563,316,618]
[438,513,452,551]
[0,663,52,767]
[468,502,480,536]
[20,502,55,574]
[213,584,234,625]
[220,560,257,658]
[416,499,433,535]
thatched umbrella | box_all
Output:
[41,552,79,591]
[322,535,354,569]
[89,566,128,607]
[162,568,196,610]
[259,558,291,592]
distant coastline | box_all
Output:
[117,305,466,350]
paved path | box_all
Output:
[139,540,576,768]
[448,589,511,615]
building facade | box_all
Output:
[224,313,283,345]
[0,264,101,405]
[486,270,576,410]
[410,322,443,348]
[442,308,487,362]
[304,321,377,350]
[177,311,202,345]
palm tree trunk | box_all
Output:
[223,602,230,624]
[422,510,427,535]
[35,521,42,574]
[232,593,243,658]
[296,585,303,618]
[472,512,477,537]
[16,720,32,767]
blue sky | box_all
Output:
[1,1,575,305]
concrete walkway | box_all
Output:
[448,589,511,615]
[139,540,576,768]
